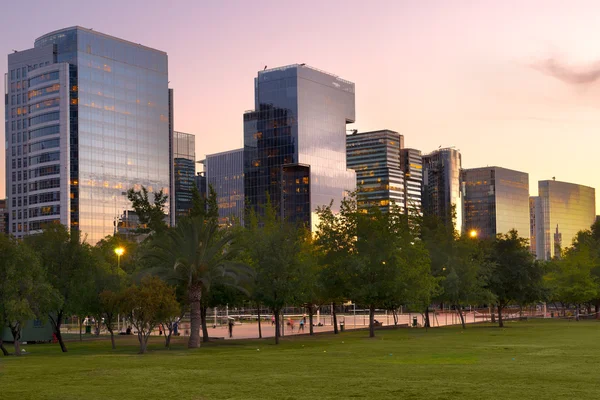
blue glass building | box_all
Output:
[6,27,170,243]
[204,148,245,226]
[173,131,195,222]
[243,64,356,229]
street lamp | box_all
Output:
[114,247,125,269]
[469,230,478,239]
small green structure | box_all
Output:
[2,319,54,343]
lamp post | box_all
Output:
[114,247,125,269]
[469,229,478,239]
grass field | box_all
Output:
[1,319,599,399]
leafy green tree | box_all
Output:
[25,225,98,352]
[99,289,125,349]
[127,186,169,235]
[487,230,544,327]
[243,201,307,344]
[144,216,251,348]
[122,276,180,354]
[0,235,56,356]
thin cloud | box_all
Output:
[533,58,600,85]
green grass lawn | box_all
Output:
[1,319,599,399]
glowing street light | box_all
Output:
[114,247,125,269]
[469,230,478,239]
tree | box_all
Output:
[144,216,251,348]
[127,186,169,235]
[99,290,124,349]
[243,201,307,344]
[25,225,98,352]
[122,276,180,354]
[487,230,544,327]
[317,194,434,338]
[0,235,56,356]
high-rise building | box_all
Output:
[204,149,244,226]
[534,179,596,260]
[422,148,463,232]
[0,199,8,234]
[346,130,405,213]
[243,64,356,229]
[172,131,195,222]
[400,148,423,216]
[461,166,529,240]
[5,26,170,243]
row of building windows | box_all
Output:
[10,66,28,81]
[11,183,26,195]
[29,191,60,205]
[30,124,60,140]
[30,111,60,127]
[28,83,60,100]
[10,107,28,117]
[29,71,59,87]
[11,196,28,208]
[9,80,28,92]
[9,118,28,132]
[29,205,60,218]
[29,97,60,114]
[11,157,28,169]
[29,178,60,191]
[29,138,60,153]
[30,151,60,166]
[29,164,60,179]
[29,219,59,231]
[10,93,26,106]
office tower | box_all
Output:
[172,131,195,222]
[5,27,170,243]
[194,172,207,201]
[535,179,596,260]
[346,130,405,213]
[529,196,539,255]
[461,167,529,240]
[203,149,245,225]
[0,199,7,234]
[400,148,423,215]
[243,64,356,229]
[422,148,463,233]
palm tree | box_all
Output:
[144,215,251,348]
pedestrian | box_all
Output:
[299,318,305,332]
[228,319,234,338]
[158,324,163,335]
[271,315,275,326]
[288,318,295,333]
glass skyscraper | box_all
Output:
[534,179,596,260]
[346,130,405,213]
[5,27,170,243]
[461,166,530,240]
[204,148,245,226]
[173,131,195,222]
[422,148,463,233]
[243,64,356,229]
[400,148,423,216]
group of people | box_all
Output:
[270,315,307,333]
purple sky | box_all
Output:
[2,0,600,211]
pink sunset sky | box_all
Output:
[2,0,600,211]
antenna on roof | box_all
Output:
[264,65,267,70]
[12,49,17,53]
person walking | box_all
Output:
[228,319,234,338]
[299,318,305,333]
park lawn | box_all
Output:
[0,319,599,399]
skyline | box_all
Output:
[3,1,600,211]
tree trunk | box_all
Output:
[188,285,202,348]
[369,305,375,338]
[0,338,9,356]
[274,309,281,345]
[138,331,147,354]
[108,328,116,350]
[79,317,83,341]
[595,303,599,319]
[497,305,504,328]
[50,312,67,352]
[165,329,172,348]
[308,306,314,336]
[256,303,262,339]
[424,306,431,328]
[393,310,398,325]
[10,324,21,356]
[576,304,580,321]
[332,302,339,334]
[455,305,466,329]
[200,304,209,343]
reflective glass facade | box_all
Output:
[6,27,170,243]
[205,149,244,225]
[401,148,423,216]
[173,131,195,222]
[422,148,463,233]
[535,180,596,260]
[346,130,405,213]
[244,64,356,229]
[461,167,529,240]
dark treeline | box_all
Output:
[2,187,599,356]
